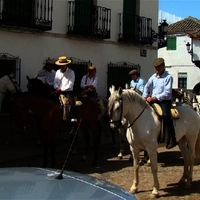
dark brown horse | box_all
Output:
[13,91,100,168]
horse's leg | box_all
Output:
[117,128,125,159]
[184,137,196,187]
[147,149,160,198]
[129,146,140,194]
[177,137,189,184]
[110,127,117,148]
[41,137,49,168]
[97,121,102,144]
[80,123,91,162]
[90,124,100,167]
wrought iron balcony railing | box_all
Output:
[67,1,111,39]
[118,13,153,45]
[0,0,53,31]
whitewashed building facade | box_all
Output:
[0,0,159,96]
[158,17,200,90]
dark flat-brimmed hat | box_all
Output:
[153,58,165,67]
[44,59,55,65]
[129,69,139,75]
[88,65,96,71]
[55,56,71,65]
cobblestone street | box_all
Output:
[0,114,200,200]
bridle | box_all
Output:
[110,95,147,128]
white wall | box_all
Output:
[159,35,200,89]
[0,0,158,96]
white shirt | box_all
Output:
[80,75,98,89]
[54,68,75,91]
[37,69,56,86]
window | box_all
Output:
[167,37,176,50]
[178,72,187,89]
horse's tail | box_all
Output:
[194,129,200,164]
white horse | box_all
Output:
[0,74,21,112]
[108,86,200,198]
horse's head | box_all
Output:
[26,76,44,94]
[0,74,21,94]
[108,86,124,129]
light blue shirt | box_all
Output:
[142,71,173,102]
[130,77,146,93]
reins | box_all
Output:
[110,97,123,124]
[110,92,147,128]
[127,103,147,128]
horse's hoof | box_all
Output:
[150,193,159,199]
[129,188,138,194]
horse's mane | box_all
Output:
[122,89,149,108]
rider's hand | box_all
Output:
[55,88,61,94]
[146,96,157,103]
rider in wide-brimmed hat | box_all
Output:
[54,56,77,133]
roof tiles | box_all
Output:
[167,16,200,35]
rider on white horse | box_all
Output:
[142,57,178,149]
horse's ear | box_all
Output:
[125,83,129,89]
[118,87,123,95]
[109,85,115,94]
[26,75,30,80]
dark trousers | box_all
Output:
[157,100,176,140]
[61,91,77,119]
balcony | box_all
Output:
[67,1,111,39]
[118,13,153,45]
[0,0,53,31]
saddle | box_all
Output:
[151,103,179,143]
[152,103,179,119]
[59,94,82,120]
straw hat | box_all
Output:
[153,58,165,67]
[88,65,96,71]
[55,56,71,65]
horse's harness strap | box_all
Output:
[127,103,147,128]
[110,97,123,124]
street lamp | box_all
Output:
[152,20,169,48]
[185,42,193,54]
[160,20,168,34]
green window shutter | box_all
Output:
[74,0,93,34]
[124,0,136,13]
[167,37,176,50]
[123,0,136,39]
